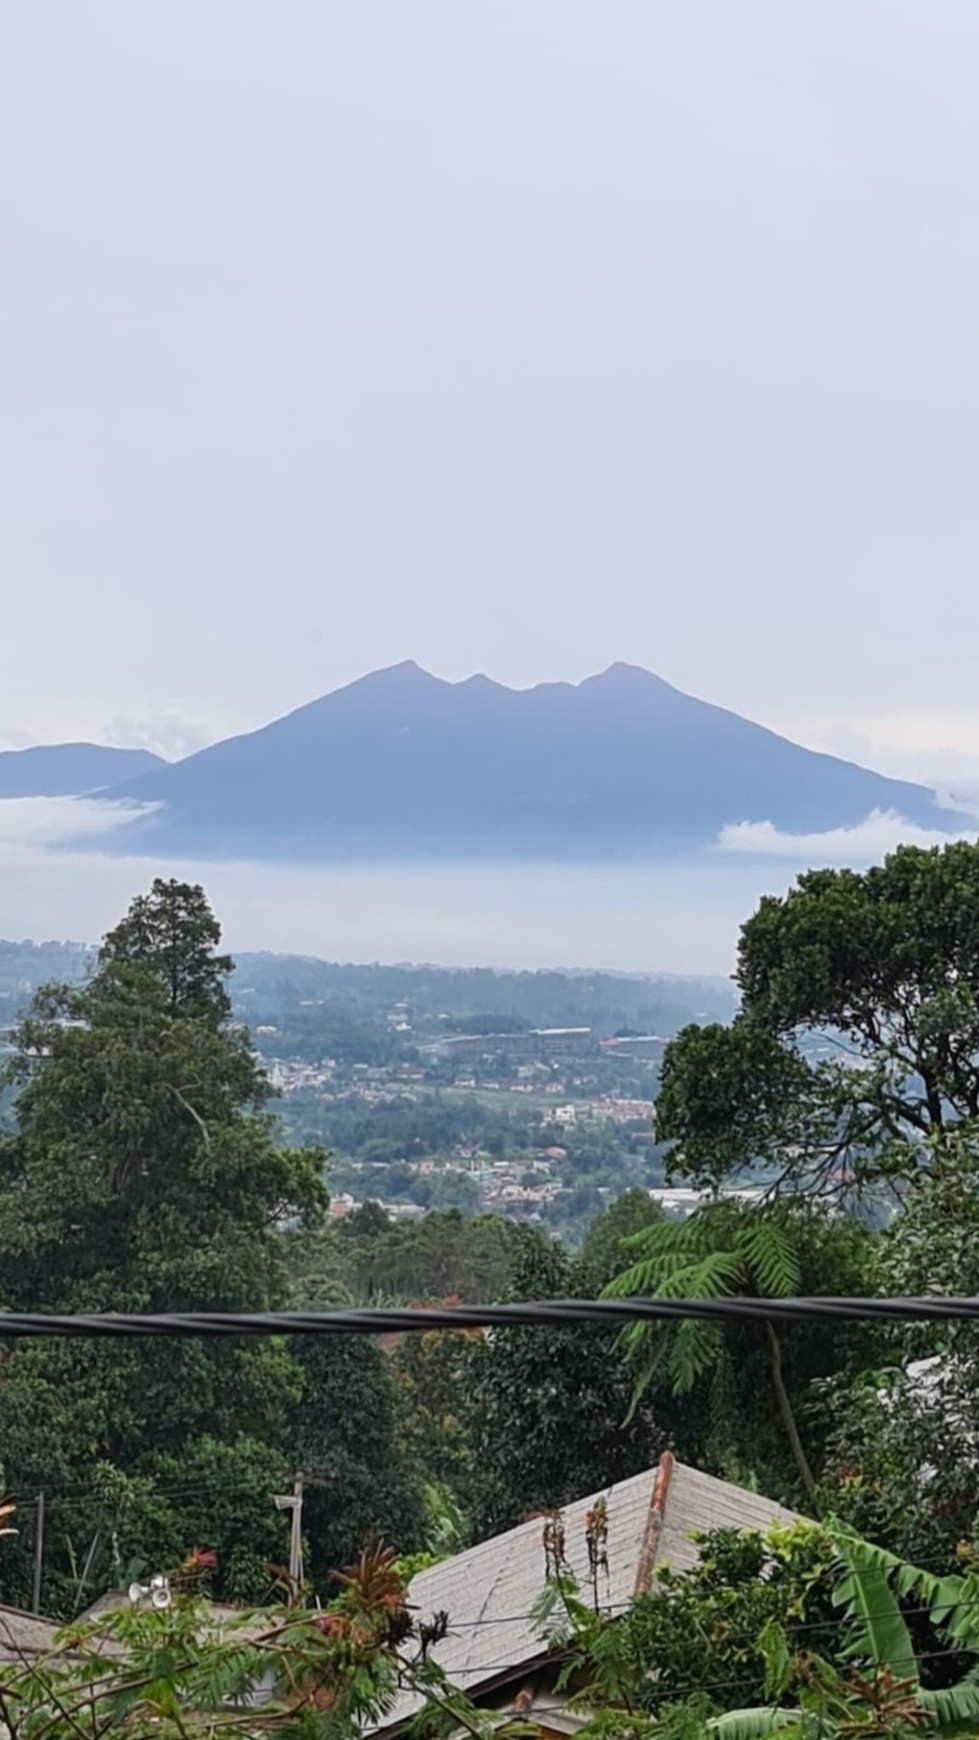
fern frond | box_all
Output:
[620,1214,717,1260]
[737,1221,801,1299]
[614,1247,741,1401]
[669,1317,725,1394]
[654,1249,745,1300]
[604,1247,713,1298]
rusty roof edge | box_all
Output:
[632,1449,675,1597]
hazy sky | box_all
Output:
[4,1,979,784]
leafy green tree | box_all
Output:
[556,1523,979,1738]
[301,1207,529,1306]
[289,1333,425,1594]
[560,1521,840,1720]
[461,1232,667,1539]
[0,879,328,1613]
[704,1530,979,1738]
[821,1132,979,1569]
[658,843,979,1200]
[389,1320,482,1527]
[96,877,233,1021]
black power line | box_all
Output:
[0,1295,977,1336]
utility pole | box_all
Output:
[273,1471,334,1602]
[288,1471,304,1590]
[32,1492,45,1615]
[273,1474,304,1593]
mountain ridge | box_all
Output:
[0,743,166,800]
[80,661,962,864]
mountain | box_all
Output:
[0,743,166,799]
[90,662,964,863]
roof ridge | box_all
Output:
[632,1450,676,1596]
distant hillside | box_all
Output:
[0,939,93,1010]
[0,743,165,798]
[231,952,737,1032]
[0,939,735,1037]
[57,663,970,860]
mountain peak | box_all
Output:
[310,660,450,709]
[576,663,686,710]
[588,662,678,690]
[355,658,440,687]
[82,659,963,865]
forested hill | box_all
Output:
[0,742,163,796]
[0,939,734,1035]
[230,954,735,1032]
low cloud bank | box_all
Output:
[0,797,754,975]
[0,797,974,975]
[0,795,158,848]
[717,807,978,863]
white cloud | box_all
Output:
[0,796,159,849]
[717,808,979,864]
[929,781,979,822]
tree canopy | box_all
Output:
[657,843,979,1199]
[0,879,336,1611]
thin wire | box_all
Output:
[0,1295,978,1336]
[401,1638,979,1701]
[4,1484,245,1515]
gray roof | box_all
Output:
[0,1605,62,1662]
[378,1457,802,1733]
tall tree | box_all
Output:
[657,843,979,1200]
[95,877,233,1022]
[461,1232,666,1539]
[0,879,328,1613]
[289,1333,425,1594]
[821,1130,979,1569]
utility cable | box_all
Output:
[2,1296,979,1335]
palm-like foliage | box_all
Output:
[831,1529,979,1732]
[704,1713,801,1739]
[602,1204,813,1497]
[699,1532,979,1740]
[604,1207,800,1392]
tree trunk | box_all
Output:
[764,1319,817,1504]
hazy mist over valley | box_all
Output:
[0,784,975,975]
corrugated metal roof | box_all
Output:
[658,1462,800,1573]
[377,1459,803,1734]
[0,1605,62,1661]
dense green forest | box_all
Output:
[4,852,979,1740]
